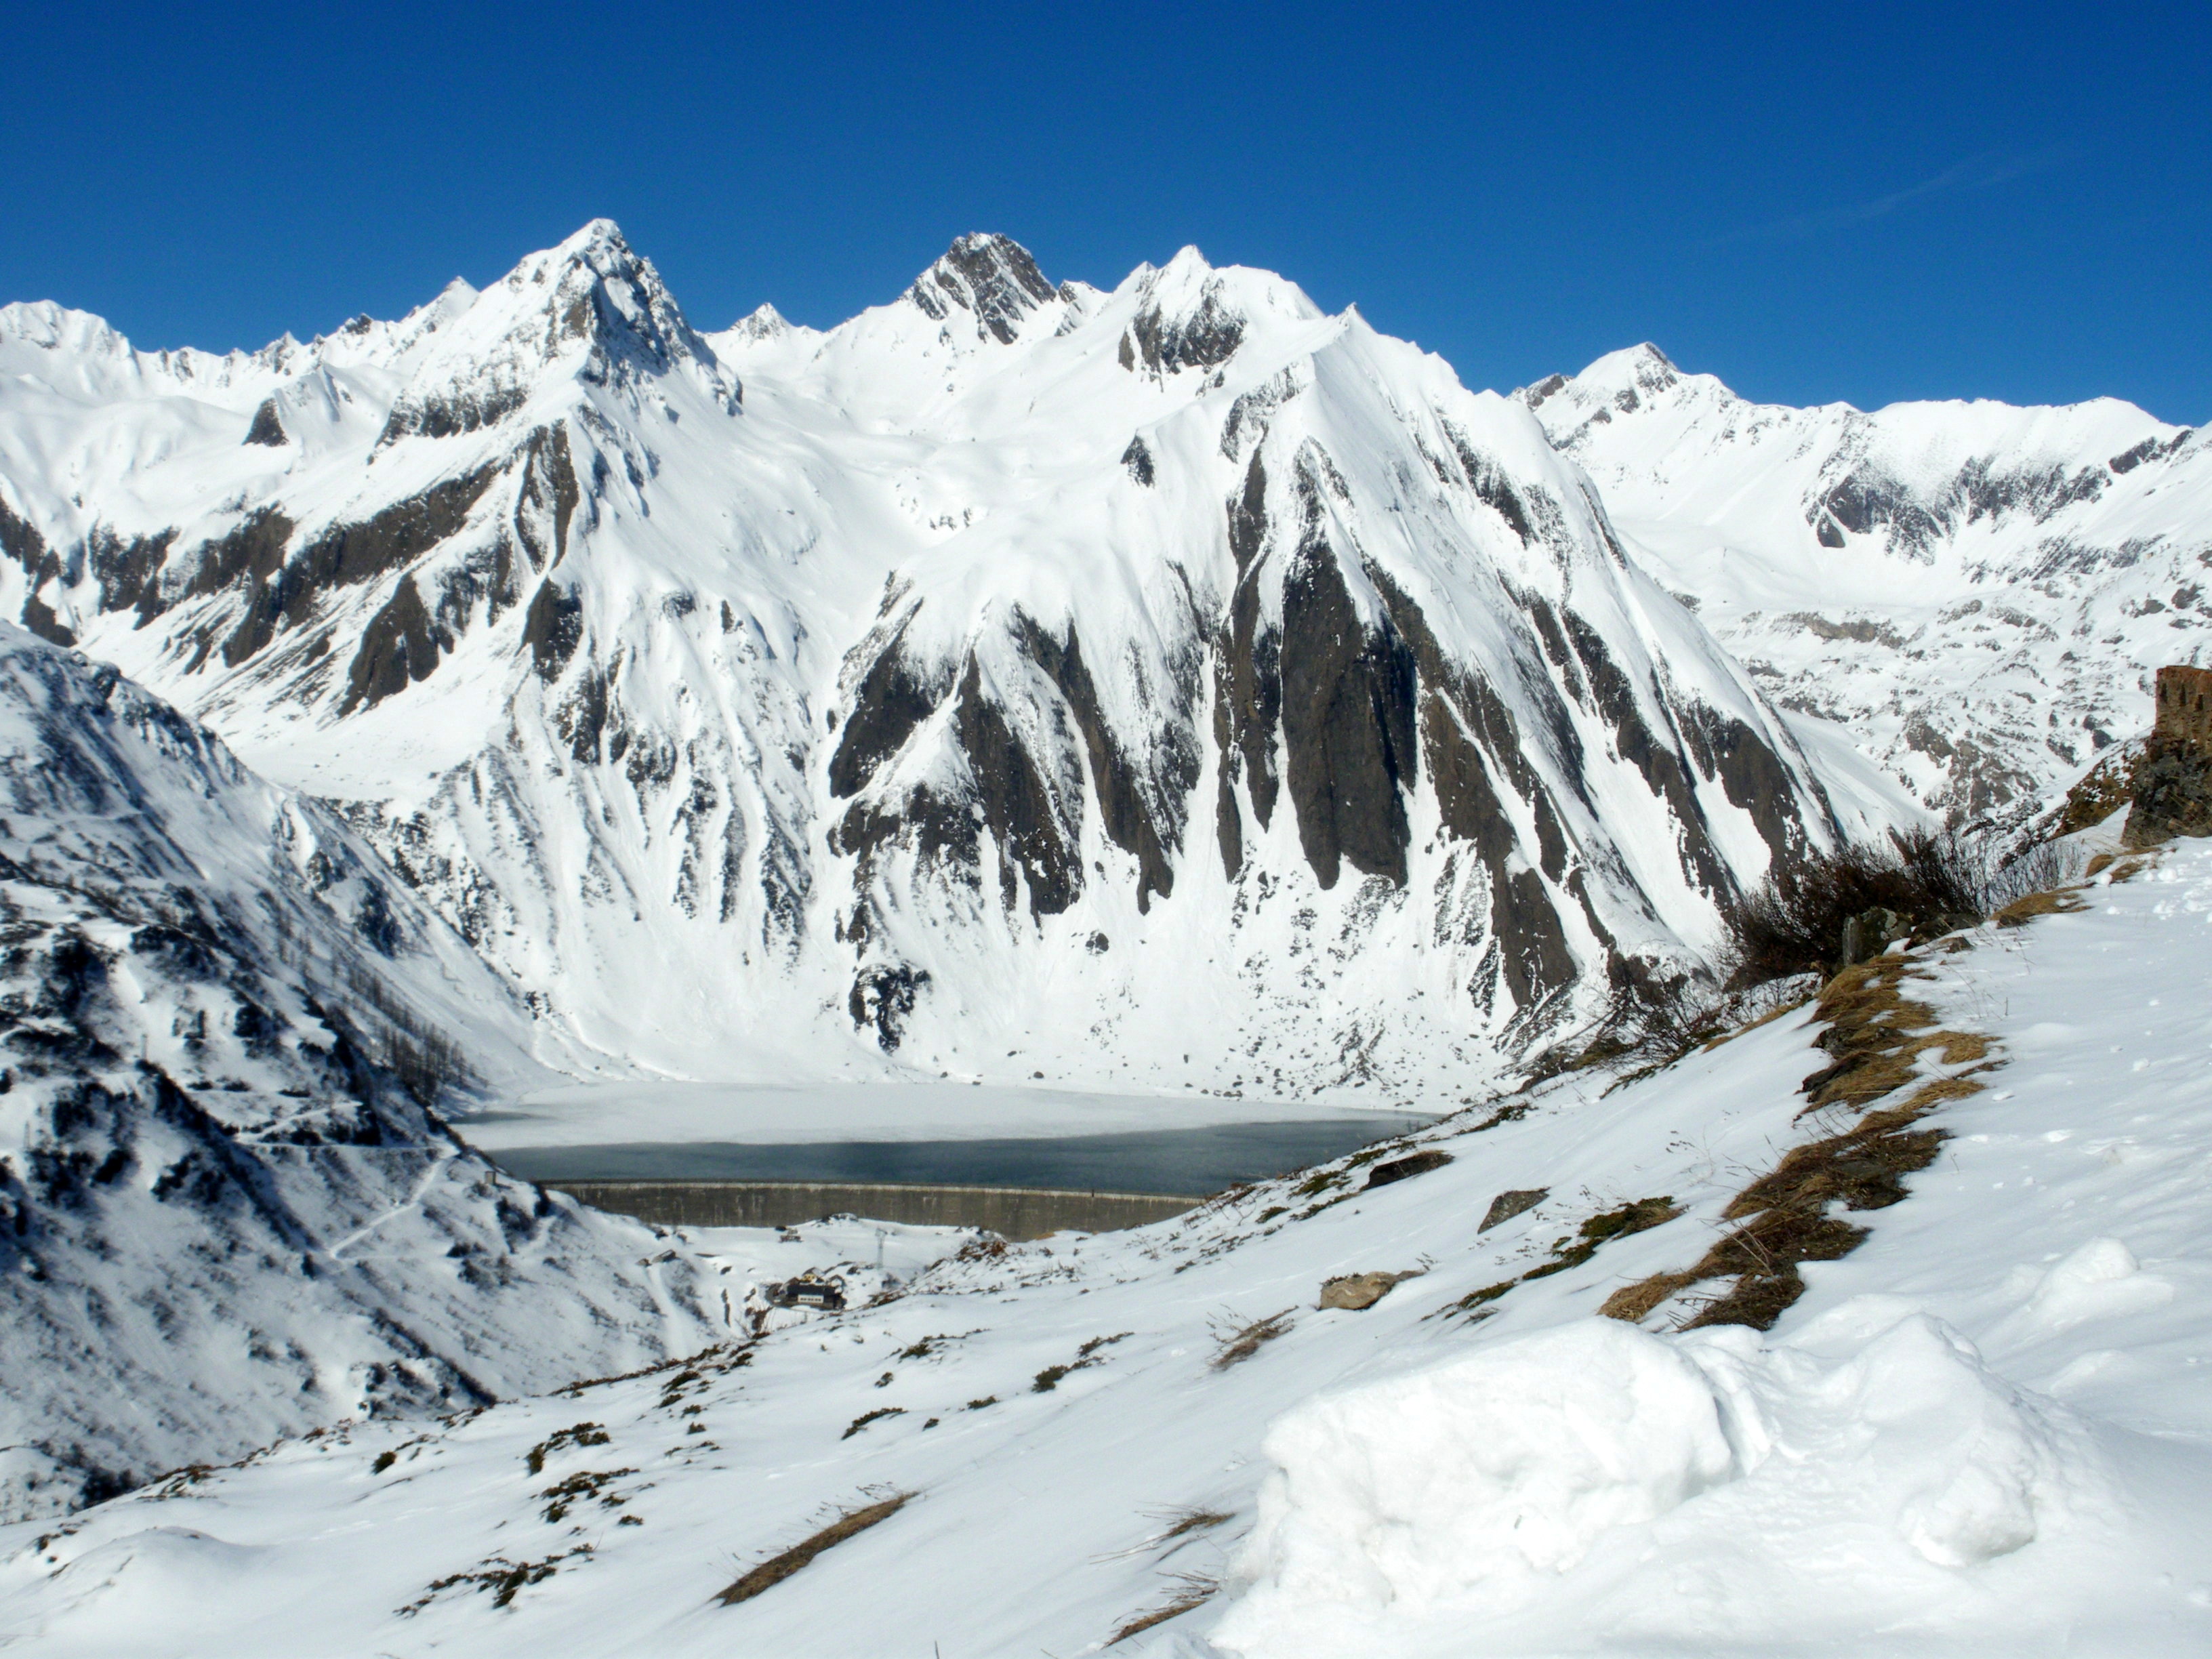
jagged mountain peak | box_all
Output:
[0,300,129,360]
[374,220,731,446]
[1116,249,1323,380]
[728,301,794,342]
[0,300,277,398]
[0,230,1898,1100]
[904,231,1059,345]
[1562,341,1685,401]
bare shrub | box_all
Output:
[1729,829,1983,983]
[1209,1309,1294,1370]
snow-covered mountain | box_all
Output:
[0,227,1868,1100]
[1525,346,2211,829]
[0,628,733,1520]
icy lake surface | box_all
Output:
[488,1118,1431,1194]
[471,1082,1430,1193]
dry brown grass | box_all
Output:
[1210,1310,1295,1369]
[1924,1030,1989,1065]
[1097,1507,1233,1563]
[1109,1575,1220,1645]
[1605,943,1998,1333]
[1597,1271,1700,1323]
[1993,888,2089,927]
[717,1492,912,1605]
[1879,1075,1989,1120]
[1795,957,1993,1112]
[1721,1122,1947,1221]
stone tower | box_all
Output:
[2125,665,2212,844]
[2151,664,2212,758]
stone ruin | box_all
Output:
[2124,664,2212,844]
[2151,664,2212,758]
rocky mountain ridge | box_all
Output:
[1524,344,2210,831]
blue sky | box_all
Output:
[7,2,2205,419]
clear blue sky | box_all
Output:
[7,2,2206,421]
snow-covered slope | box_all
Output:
[0,228,1866,1100]
[5,835,2205,1655]
[1526,346,2212,828]
[0,628,733,1520]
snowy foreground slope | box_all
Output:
[8,838,2206,1656]
[1528,346,2211,830]
[0,629,733,1521]
[0,228,1868,1099]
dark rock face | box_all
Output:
[827,626,947,800]
[86,525,176,621]
[1479,1187,1549,1231]
[1811,453,2115,558]
[1682,708,1812,869]
[1017,619,1194,912]
[952,656,1080,916]
[1277,548,1417,890]
[216,465,498,668]
[376,387,527,447]
[18,594,75,647]
[340,575,444,712]
[522,580,584,680]
[2110,430,2193,474]
[1121,436,1155,486]
[1811,469,1949,557]
[1123,285,1245,377]
[906,234,1057,345]
[848,964,928,1051]
[182,508,295,608]
[1370,573,1583,1012]
[1563,611,1734,900]
[2125,752,2212,844]
[507,426,580,581]
[822,409,1827,1042]
[832,651,1080,920]
[243,398,287,447]
[1221,453,1282,854]
[1364,1149,1451,1189]
[0,496,46,575]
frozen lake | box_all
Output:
[489,1115,1431,1195]
[468,1080,1431,1195]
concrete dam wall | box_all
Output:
[553,1179,1202,1240]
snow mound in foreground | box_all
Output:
[1215,1305,2108,1656]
